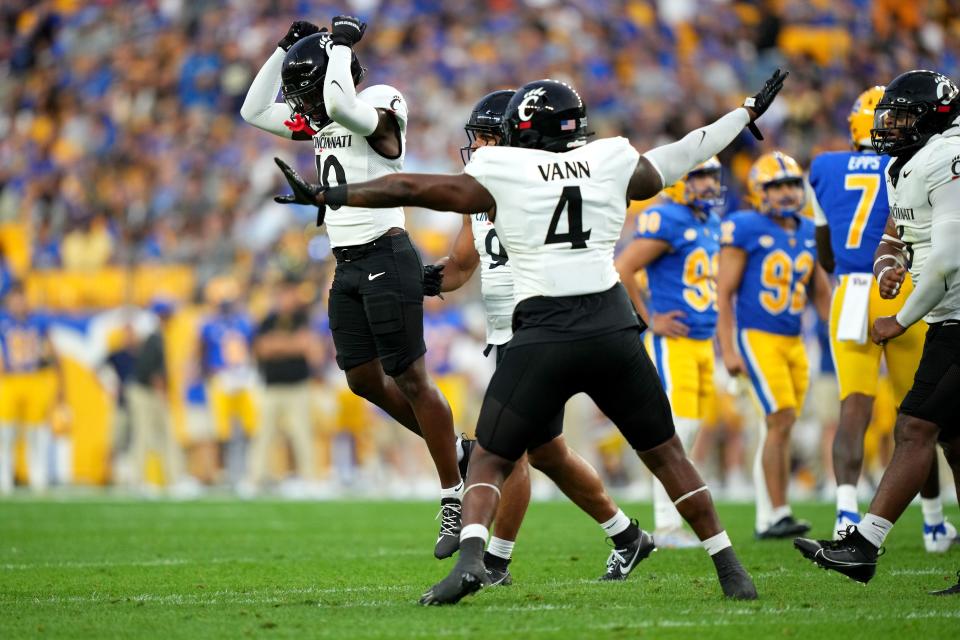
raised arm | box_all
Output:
[628,69,787,201]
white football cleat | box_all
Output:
[924,520,958,553]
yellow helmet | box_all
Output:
[661,156,722,208]
[748,151,804,213]
[848,86,885,150]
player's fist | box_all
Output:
[651,310,689,338]
[872,315,906,345]
[423,264,445,297]
[273,157,328,225]
[878,265,906,299]
[722,350,747,377]
[743,68,788,140]
[279,20,321,51]
[330,15,366,48]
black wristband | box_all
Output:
[326,185,348,210]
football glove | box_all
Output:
[423,264,445,297]
[743,68,788,140]
[330,15,366,48]
[278,21,321,52]
[274,157,328,226]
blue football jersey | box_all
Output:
[0,312,49,373]
[201,314,254,373]
[634,202,720,340]
[721,210,818,336]
[808,151,889,275]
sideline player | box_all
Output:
[796,70,960,592]
[241,17,469,556]
[274,71,793,602]
[615,158,723,548]
[425,90,655,584]
[716,152,832,539]
[809,86,955,549]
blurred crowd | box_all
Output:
[2,0,960,497]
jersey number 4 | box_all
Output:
[545,186,591,249]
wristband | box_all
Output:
[881,233,904,246]
[876,265,896,282]
[873,253,903,273]
[326,185,348,210]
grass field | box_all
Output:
[2,498,958,638]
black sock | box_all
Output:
[459,537,485,562]
[484,551,509,571]
[711,547,741,571]
[611,522,639,548]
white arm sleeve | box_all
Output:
[895,178,960,327]
[240,48,294,138]
[642,108,751,187]
[323,44,379,136]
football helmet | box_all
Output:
[661,156,725,215]
[501,79,590,152]
[281,33,366,129]
[871,70,959,156]
[848,86,885,150]
[748,151,805,217]
[460,89,515,164]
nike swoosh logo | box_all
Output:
[698,130,706,146]
[368,272,386,281]
[902,170,912,178]
[331,80,344,93]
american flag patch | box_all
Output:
[560,119,576,130]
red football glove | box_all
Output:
[284,113,316,136]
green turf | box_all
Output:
[1,499,957,639]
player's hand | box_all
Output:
[278,20,321,51]
[274,157,328,225]
[743,68,788,140]
[872,315,906,345]
[330,15,366,48]
[423,264,445,297]
[877,265,906,299]
[651,310,689,338]
[722,351,747,377]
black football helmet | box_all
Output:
[281,32,366,129]
[460,89,515,164]
[501,79,590,152]
[871,70,959,156]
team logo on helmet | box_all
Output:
[518,87,547,121]
[936,75,959,105]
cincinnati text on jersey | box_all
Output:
[314,134,353,151]
[890,205,915,221]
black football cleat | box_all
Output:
[712,547,758,600]
[434,498,462,559]
[457,434,475,481]
[599,525,656,581]
[420,543,490,605]
[756,515,812,540]
[794,526,880,584]
[483,552,513,586]
[929,571,960,596]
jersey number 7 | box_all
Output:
[545,186,592,249]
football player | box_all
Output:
[615,158,723,549]
[796,70,960,593]
[424,90,650,585]
[242,17,470,557]
[274,71,792,603]
[716,151,832,539]
[809,86,955,549]
[0,282,61,493]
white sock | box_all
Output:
[771,505,792,523]
[455,435,465,463]
[487,536,515,560]
[702,531,732,556]
[921,496,944,526]
[753,420,774,532]
[600,509,631,537]
[461,523,489,543]
[0,426,14,495]
[836,484,859,516]
[857,513,893,548]
[27,426,51,492]
[440,481,464,501]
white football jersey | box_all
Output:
[314,85,408,247]
[464,137,640,303]
[470,212,514,345]
[886,125,960,322]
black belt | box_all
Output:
[333,228,406,263]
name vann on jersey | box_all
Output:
[315,85,408,247]
[470,212,514,345]
[464,137,640,303]
[886,127,960,322]
[809,151,890,275]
